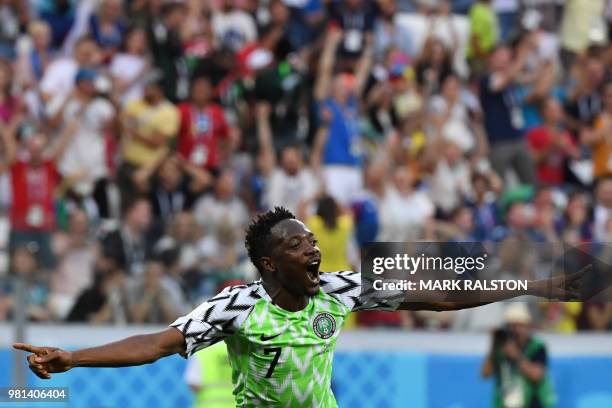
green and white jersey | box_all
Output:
[171,271,402,407]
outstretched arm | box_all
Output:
[397,266,588,311]
[13,327,186,379]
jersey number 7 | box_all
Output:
[264,347,282,378]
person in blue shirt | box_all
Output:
[311,26,372,205]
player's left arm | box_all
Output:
[397,266,589,312]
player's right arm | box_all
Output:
[13,327,186,379]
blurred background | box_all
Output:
[0,0,611,407]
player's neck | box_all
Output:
[263,282,309,312]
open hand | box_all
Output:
[532,264,591,301]
[13,343,73,379]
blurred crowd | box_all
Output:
[0,0,611,333]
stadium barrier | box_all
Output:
[1,325,611,408]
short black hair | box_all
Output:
[245,207,296,272]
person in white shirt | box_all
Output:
[426,139,472,216]
[378,165,435,241]
[256,102,319,214]
[47,69,115,213]
[211,0,257,52]
[110,26,150,106]
[193,169,249,235]
[39,36,100,105]
[428,72,477,153]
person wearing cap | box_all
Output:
[481,303,556,408]
[47,68,116,217]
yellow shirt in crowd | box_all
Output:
[307,214,353,272]
[122,99,180,167]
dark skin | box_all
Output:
[14,219,588,379]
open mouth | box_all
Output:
[306,259,321,284]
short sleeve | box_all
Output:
[170,286,256,357]
[319,271,404,313]
[153,105,180,137]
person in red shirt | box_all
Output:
[177,76,238,173]
[0,120,76,269]
[527,97,580,186]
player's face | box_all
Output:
[269,219,322,297]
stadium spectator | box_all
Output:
[153,211,205,296]
[49,209,98,320]
[414,37,449,94]
[329,0,376,60]
[479,40,536,184]
[378,165,434,241]
[427,72,479,154]
[253,24,306,152]
[0,122,76,269]
[109,26,150,106]
[0,245,50,321]
[118,75,180,197]
[0,59,24,125]
[373,0,414,62]
[49,68,116,216]
[127,260,186,324]
[177,76,236,172]
[257,102,318,214]
[86,0,126,63]
[39,36,99,107]
[0,0,28,59]
[467,0,499,73]
[593,177,612,242]
[584,82,612,181]
[527,97,580,186]
[134,154,210,241]
[577,301,612,331]
[467,171,502,241]
[15,20,54,94]
[212,0,257,54]
[147,1,188,102]
[66,265,128,324]
[194,224,248,300]
[193,169,249,235]
[425,138,472,216]
[564,51,605,132]
[304,194,354,272]
[100,197,152,276]
[560,0,607,62]
[312,28,372,205]
[482,303,556,408]
[557,191,592,245]
[446,205,477,242]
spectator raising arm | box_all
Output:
[314,28,343,102]
[256,101,276,175]
[489,35,533,92]
[0,117,20,174]
[354,34,374,100]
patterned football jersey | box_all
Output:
[171,271,402,407]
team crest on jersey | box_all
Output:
[313,312,336,339]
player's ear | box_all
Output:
[260,257,275,275]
